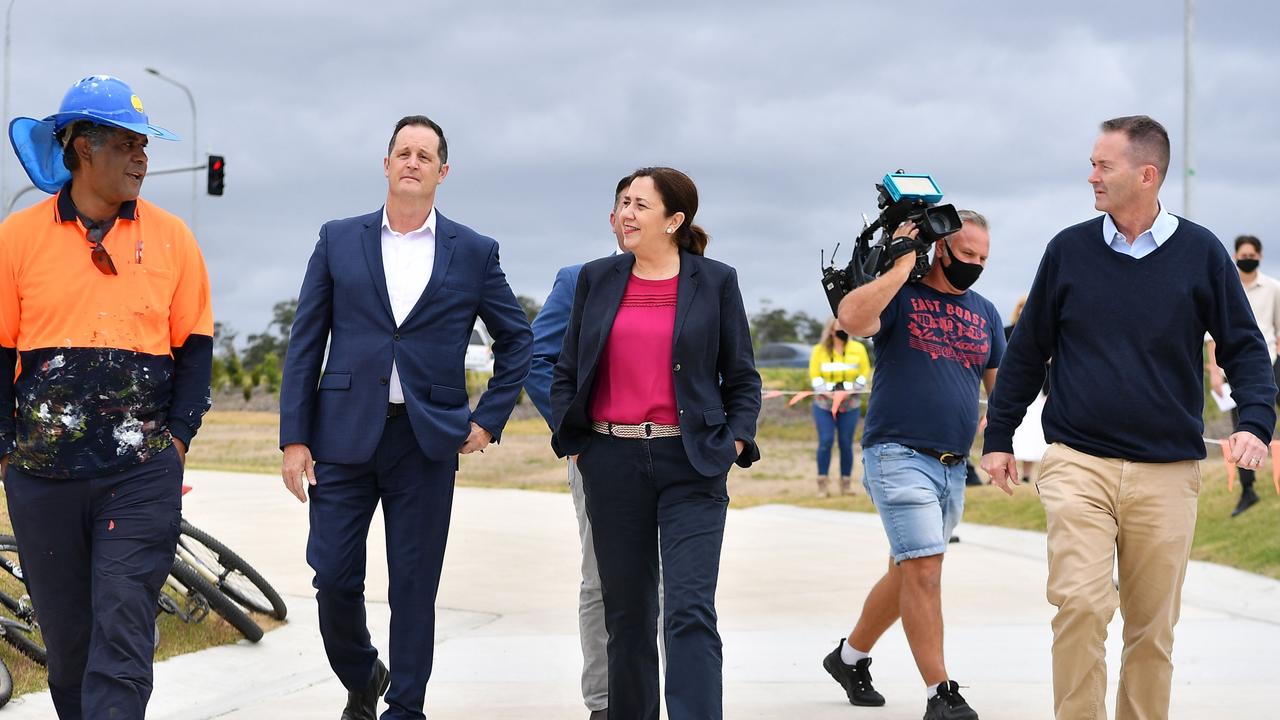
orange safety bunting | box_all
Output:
[1220,439,1236,491]
[1271,441,1280,494]
[787,392,813,407]
[830,390,848,418]
[762,390,784,400]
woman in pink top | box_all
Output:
[550,167,762,720]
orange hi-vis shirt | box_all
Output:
[0,186,214,478]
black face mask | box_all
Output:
[1237,258,1261,273]
[941,240,983,291]
[834,330,849,342]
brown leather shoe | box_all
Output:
[817,475,830,498]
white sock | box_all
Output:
[840,639,869,665]
[927,681,946,700]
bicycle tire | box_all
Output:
[0,617,45,666]
[0,536,26,586]
[0,655,12,708]
[169,558,263,643]
[178,519,288,620]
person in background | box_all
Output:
[523,173,633,720]
[1205,234,1280,516]
[809,317,871,497]
[1004,295,1047,484]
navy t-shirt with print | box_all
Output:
[861,282,1005,455]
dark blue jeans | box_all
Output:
[306,414,455,720]
[4,445,183,720]
[812,404,859,477]
[577,433,728,720]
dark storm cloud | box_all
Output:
[3,0,1277,334]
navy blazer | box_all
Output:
[280,208,533,465]
[550,251,762,477]
[525,264,581,427]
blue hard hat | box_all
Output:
[8,75,178,194]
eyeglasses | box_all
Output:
[85,222,118,276]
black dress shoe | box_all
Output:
[1232,488,1260,517]
[923,680,978,720]
[822,642,885,706]
[341,658,390,720]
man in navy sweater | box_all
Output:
[982,116,1276,720]
[524,174,630,720]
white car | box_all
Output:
[465,321,494,373]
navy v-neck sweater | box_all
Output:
[985,215,1277,462]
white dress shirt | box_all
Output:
[1101,202,1179,259]
[1242,272,1280,364]
[381,207,436,403]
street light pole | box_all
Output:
[1183,0,1195,219]
[2,0,18,219]
[144,67,198,235]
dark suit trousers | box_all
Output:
[4,446,183,720]
[578,433,728,720]
[307,415,455,720]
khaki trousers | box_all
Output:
[1036,443,1200,720]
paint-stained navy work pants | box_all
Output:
[307,414,456,720]
[4,445,183,720]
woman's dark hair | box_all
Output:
[630,166,708,255]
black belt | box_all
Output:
[387,403,407,417]
[910,446,966,466]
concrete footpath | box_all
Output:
[5,469,1278,718]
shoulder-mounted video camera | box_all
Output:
[821,172,962,316]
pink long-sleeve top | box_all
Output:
[589,274,680,425]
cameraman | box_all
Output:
[821,210,1001,720]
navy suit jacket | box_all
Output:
[525,264,581,427]
[280,208,533,465]
[550,251,762,477]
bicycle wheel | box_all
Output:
[0,617,46,666]
[178,519,288,620]
[0,654,12,708]
[169,558,263,643]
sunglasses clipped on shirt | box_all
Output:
[83,220,118,276]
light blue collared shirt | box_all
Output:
[1101,202,1179,259]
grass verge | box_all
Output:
[190,408,1280,581]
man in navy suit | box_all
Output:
[279,115,532,720]
[525,174,630,720]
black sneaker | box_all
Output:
[923,680,978,720]
[1232,487,1260,517]
[822,642,885,706]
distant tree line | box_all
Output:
[216,295,819,401]
[211,299,296,401]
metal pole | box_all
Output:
[2,0,17,220]
[144,67,197,235]
[1183,0,1195,219]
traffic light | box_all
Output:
[206,155,225,196]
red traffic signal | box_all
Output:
[207,155,225,196]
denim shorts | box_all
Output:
[862,442,967,563]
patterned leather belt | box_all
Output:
[591,420,682,439]
[387,403,407,418]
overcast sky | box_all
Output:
[4,0,1278,338]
